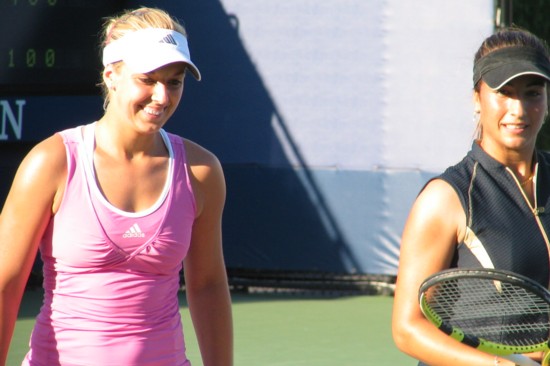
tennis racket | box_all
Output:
[419,268,550,365]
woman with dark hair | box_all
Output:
[392,27,550,366]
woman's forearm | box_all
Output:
[187,282,233,366]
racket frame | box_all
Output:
[419,268,550,356]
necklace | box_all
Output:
[520,175,533,186]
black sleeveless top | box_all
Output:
[438,142,550,287]
[417,142,550,366]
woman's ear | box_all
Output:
[103,64,117,91]
[472,91,481,114]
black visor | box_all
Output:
[473,46,550,89]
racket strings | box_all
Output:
[425,277,550,346]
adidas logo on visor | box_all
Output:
[160,34,177,45]
[123,223,146,238]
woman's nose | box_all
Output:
[507,97,525,117]
[151,83,169,104]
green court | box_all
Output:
[8,290,416,366]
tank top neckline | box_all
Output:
[79,122,175,218]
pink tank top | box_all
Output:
[23,123,196,366]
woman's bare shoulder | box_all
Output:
[23,133,67,176]
[419,178,459,203]
[182,138,221,168]
[405,177,466,244]
[181,138,225,217]
[9,133,68,204]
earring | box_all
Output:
[473,111,482,140]
[473,111,480,124]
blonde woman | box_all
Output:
[0,7,232,366]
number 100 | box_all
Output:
[8,48,56,68]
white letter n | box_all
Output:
[0,99,26,140]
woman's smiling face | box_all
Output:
[475,74,548,156]
[106,61,186,134]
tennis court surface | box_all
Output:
[9,289,416,365]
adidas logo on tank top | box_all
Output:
[123,223,146,239]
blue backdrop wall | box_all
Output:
[0,0,494,275]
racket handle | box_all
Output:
[502,354,541,366]
[542,351,550,366]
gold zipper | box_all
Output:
[506,165,550,286]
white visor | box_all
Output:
[102,28,201,80]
